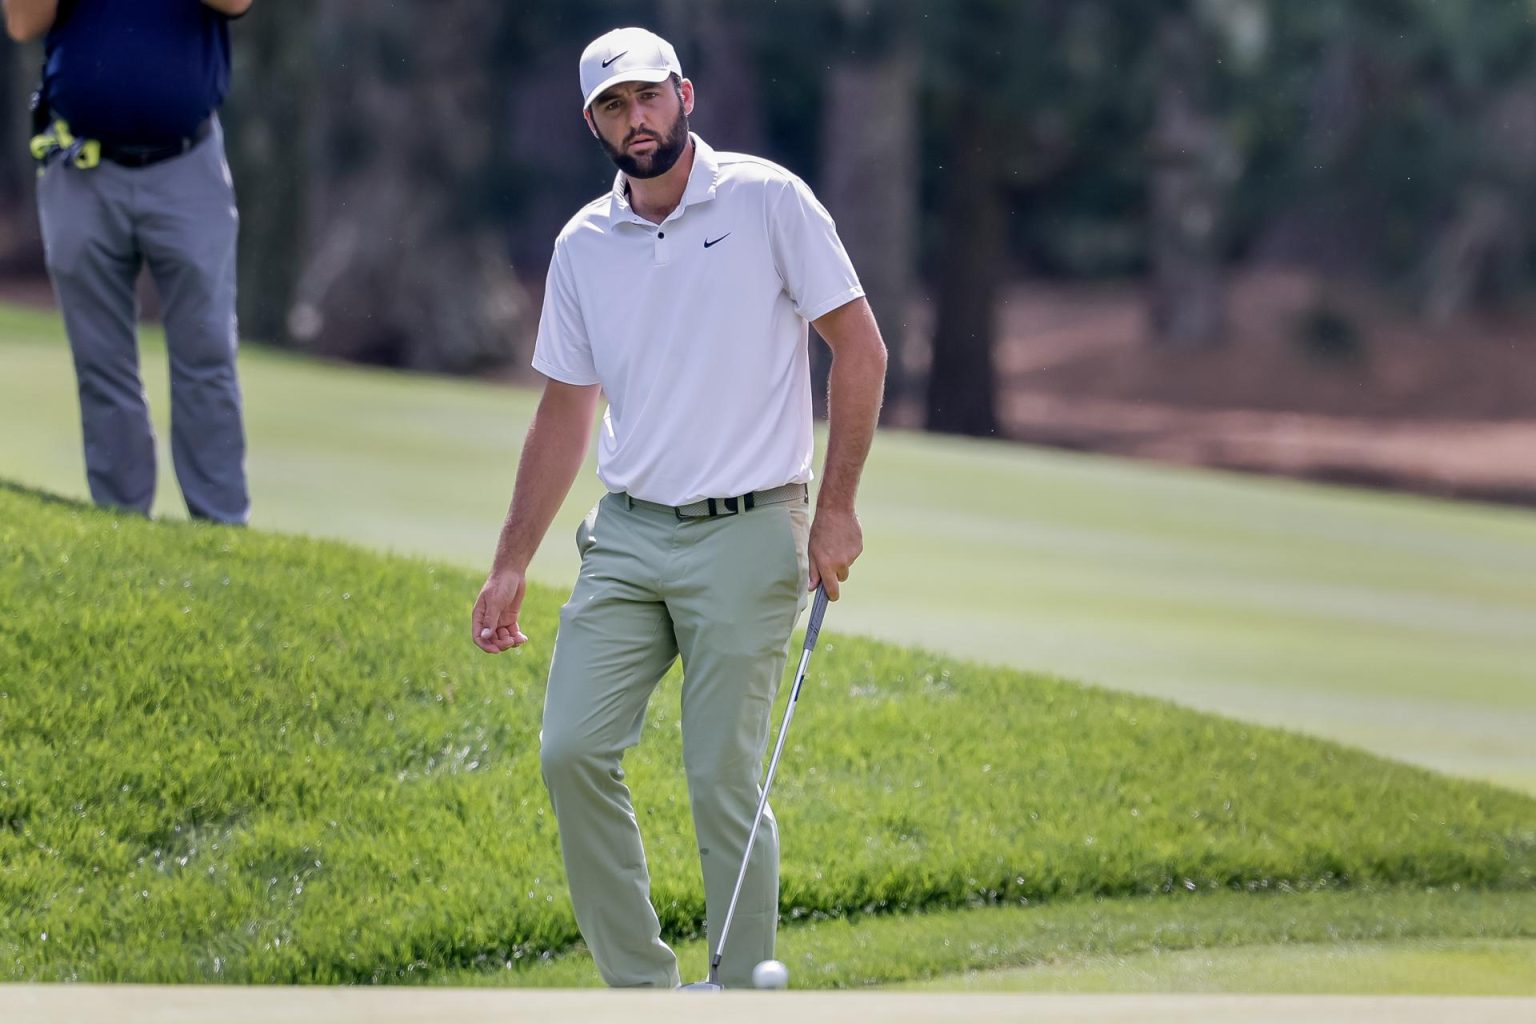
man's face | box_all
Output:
[587,78,692,179]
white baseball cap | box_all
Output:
[579,27,683,111]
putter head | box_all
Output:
[680,979,723,991]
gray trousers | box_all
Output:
[541,492,811,988]
[36,119,249,524]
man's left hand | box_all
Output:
[807,505,862,600]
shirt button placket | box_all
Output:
[654,227,670,266]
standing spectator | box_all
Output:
[4,0,254,524]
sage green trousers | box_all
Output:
[540,490,811,988]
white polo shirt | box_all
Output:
[531,134,864,507]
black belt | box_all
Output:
[623,482,808,519]
[101,118,212,168]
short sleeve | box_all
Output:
[530,240,600,386]
[769,175,865,322]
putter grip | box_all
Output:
[803,586,830,651]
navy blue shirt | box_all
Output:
[44,0,234,146]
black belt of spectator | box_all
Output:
[101,118,212,168]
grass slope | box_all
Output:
[2,304,1534,795]
[1,484,1532,986]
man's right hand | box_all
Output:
[472,570,529,653]
[469,377,599,655]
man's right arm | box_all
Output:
[3,0,57,43]
[471,377,600,654]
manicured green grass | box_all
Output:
[2,484,1533,988]
[2,303,1532,796]
[903,937,1536,995]
[461,888,1536,991]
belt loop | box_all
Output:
[624,493,634,510]
[743,492,756,511]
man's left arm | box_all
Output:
[808,296,887,600]
[200,0,252,16]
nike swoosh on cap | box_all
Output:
[601,51,629,68]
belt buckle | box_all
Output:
[714,495,748,517]
[675,496,742,519]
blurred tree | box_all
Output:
[1251,1,1536,318]
[819,0,920,422]
[922,0,1095,435]
[1405,0,1536,321]
[10,0,1536,383]
[925,97,1001,436]
[223,0,315,345]
[1421,81,1536,322]
[501,1,652,270]
[1242,12,1372,275]
[0,38,42,274]
[661,0,767,153]
[921,0,1018,436]
[1147,1,1239,350]
[288,0,530,372]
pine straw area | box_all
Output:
[891,269,1536,507]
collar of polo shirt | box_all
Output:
[608,133,722,225]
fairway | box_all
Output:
[3,305,1531,793]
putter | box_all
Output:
[682,585,831,991]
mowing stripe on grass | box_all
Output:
[2,305,1532,794]
[900,938,1536,995]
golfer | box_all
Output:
[472,27,886,989]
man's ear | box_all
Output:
[680,78,695,117]
[584,110,598,138]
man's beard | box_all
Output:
[598,108,691,180]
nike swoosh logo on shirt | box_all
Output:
[601,51,628,68]
[704,233,732,249]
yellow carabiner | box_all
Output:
[29,131,56,161]
[72,139,101,169]
[28,117,102,172]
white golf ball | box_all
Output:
[752,958,789,989]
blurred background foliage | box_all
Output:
[2,0,1534,434]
